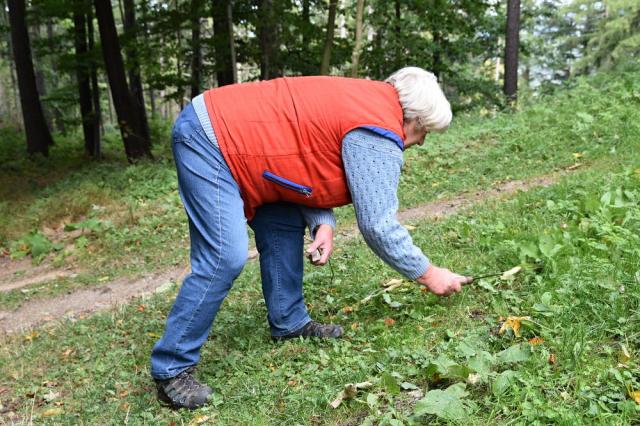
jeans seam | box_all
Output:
[165,158,223,375]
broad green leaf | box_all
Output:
[381,372,400,395]
[413,383,469,421]
[492,370,518,396]
[497,343,532,364]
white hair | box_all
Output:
[385,67,452,132]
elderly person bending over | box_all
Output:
[151,67,472,409]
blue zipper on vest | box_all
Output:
[262,170,312,197]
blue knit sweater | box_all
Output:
[192,95,429,280]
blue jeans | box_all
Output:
[150,104,311,380]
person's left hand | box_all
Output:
[306,224,334,266]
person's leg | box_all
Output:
[151,103,248,382]
[249,203,311,337]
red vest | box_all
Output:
[203,76,405,220]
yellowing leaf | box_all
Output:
[528,337,544,345]
[619,344,632,364]
[628,389,640,404]
[405,225,417,231]
[329,382,373,409]
[573,152,583,159]
[188,414,210,425]
[499,316,530,337]
[500,266,522,280]
[41,408,64,417]
[382,278,403,288]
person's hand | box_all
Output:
[306,224,334,266]
[416,265,472,297]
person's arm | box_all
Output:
[342,129,428,279]
[299,207,335,266]
[342,128,470,296]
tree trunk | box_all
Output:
[87,4,103,146]
[73,0,99,157]
[320,0,338,75]
[7,0,54,156]
[504,0,521,101]
[190,0,202,97]
[1,0,20,124]
[123,0,150,145]
[351,0,364,77]
[257,0,278,80]
[212,0,237,86]
[94,0,151,160]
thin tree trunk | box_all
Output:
[94,0,151,160]
[73,0,99,157]
[504,0,521,101]
[123,0,150,145]
[257,0,277,80]
[7,0,54,156]
[1,0,20,123]
[351,0,364,77]
[190,0,202,97]
[32,24,53,132]
[320,0,338,75]
[87,4,102,147]
[213,0,237,85]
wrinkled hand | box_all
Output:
[416,265,472,297]
[306,224,333,266]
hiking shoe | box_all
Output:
[155,367,213,409]
[273,320,344,341]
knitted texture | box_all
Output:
[342,129,429,279]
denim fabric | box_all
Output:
[150,104,310,380]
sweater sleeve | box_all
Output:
[342,128,430,280]
[299,207,336,239]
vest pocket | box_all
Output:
[262,171,312,197]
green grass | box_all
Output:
[1,153,639,424]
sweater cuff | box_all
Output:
[405,257,430,280]
[301,208,336,239]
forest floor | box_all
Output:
[1,69,639,424]
[0,170,563,333]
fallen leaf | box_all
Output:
[500,266,522,280]
[41,408,64,417]
[384,318,396,326]
[329,382,373,409]
[137,304,145,312]
[405,225,417,231]
[287,380,297,386]
[342,306,353,314]
[499,316,530,337]
[619,344,632,364]
[118,390,129,398]
[188,414,210,425]
[528,337,545,345]
[382,278,403,287]
[548,353,557,365]
[572,152,583,159]
[43,390,60,402]
[351,322,359,330]
[24,331,39,342]
[628,389,640,404]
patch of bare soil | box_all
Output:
[0,266,189,334]
[398,173,558,223]
[0,171,564,334]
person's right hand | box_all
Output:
[416,265,472,297]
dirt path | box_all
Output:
[0,171,564,334]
